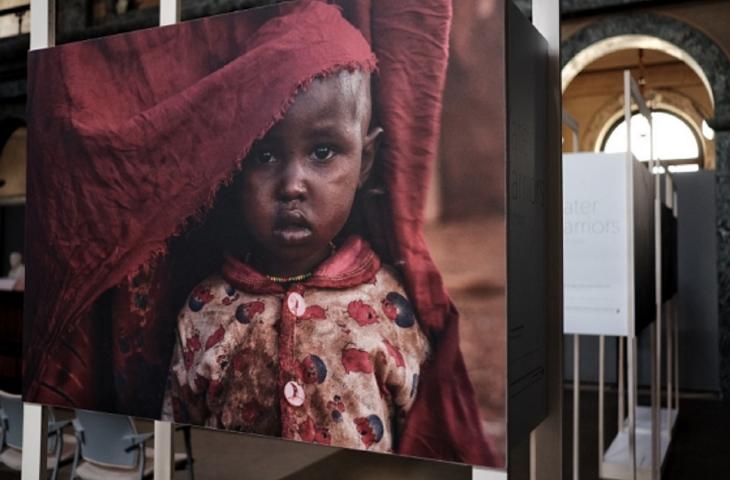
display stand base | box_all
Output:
[600,407,678,480]
[630,406,678,435]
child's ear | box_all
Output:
[359,126,383,187]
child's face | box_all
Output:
[238,71,380,276]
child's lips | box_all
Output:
[274,210,312,244]
[274,226,312,244]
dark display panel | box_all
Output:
[632,160,656,334]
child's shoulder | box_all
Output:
[372,262,407,294]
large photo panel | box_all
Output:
[24,0,511,468]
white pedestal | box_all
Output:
[601,407,678,480]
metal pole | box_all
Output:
[573,335,580,480]
[673,195,680,420]
[624,71,631,161]
[651,322,660,479]
[21,404,48,480]
[624,74,636,478]
[155,3,179,479]
[652,117,661,480]
[629,335,637,480]
[160,0,180,26]
[619,336,625,433]
[599,335,605,477]
[24,3,55,478]
[30,0,55,50]
[666,299,673,438]
[529,0,562,478]
[674,298,679,416]
[154,421,174,480]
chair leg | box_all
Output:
[70,434,81,480]
[138,444,147,480]
[183,426,194,480]
[50,431,62,480]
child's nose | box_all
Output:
[277,158,307,201]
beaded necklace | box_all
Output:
[247,242,337,284]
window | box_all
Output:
[602,111,701,166]
[0,0,29,39]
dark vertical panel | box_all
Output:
[633,160,656,335]
[676,170,719,392]
[506,0,548,446]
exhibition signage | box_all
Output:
[563,152,654,337]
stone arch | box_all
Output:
[561,12,730,400]
[561,13,730,128]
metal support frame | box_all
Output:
[154,421,175,480]
[672,189,679,415]
[30,0,54,50]
[598,336,638,480]
[650,92,661,480]
[21,404,48,480]
[618,337,625,433]
[650,318,660,480]
[474,1,562,478]
[572,335,580,480]
[23,1,565,479]
[672,183,678,414]
[154,2,180,479]
[562,110,580,152]
[665,180,673,439]
[666,299,672,437]
[529,0,562,479]
[628,335,637,480]
[160,0,181,26]
[561,111,579,480]
[24,3,54,477]
[598,336,606,476]
[596,71,681,480]
[624,70,649,480]
[154,4,180,480]
[595,72,644,480]
[664,178,679,440]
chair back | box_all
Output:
[74,409,140,468]
[0,391,60,452]
[0,391,23,449]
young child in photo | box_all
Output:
[26,0,495,465]
[162,69,430,453]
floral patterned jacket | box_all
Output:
[162,236,429,453]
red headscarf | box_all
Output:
[25,0,495,466]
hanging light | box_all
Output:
[637,49,647,97]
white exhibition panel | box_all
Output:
[563,152,635,336]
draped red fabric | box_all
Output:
[25,0,496,467]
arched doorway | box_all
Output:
[561,12,730,399]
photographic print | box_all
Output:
[24,0,510,468]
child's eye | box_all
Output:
[311,145,335,162]
[254,151,276,165]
